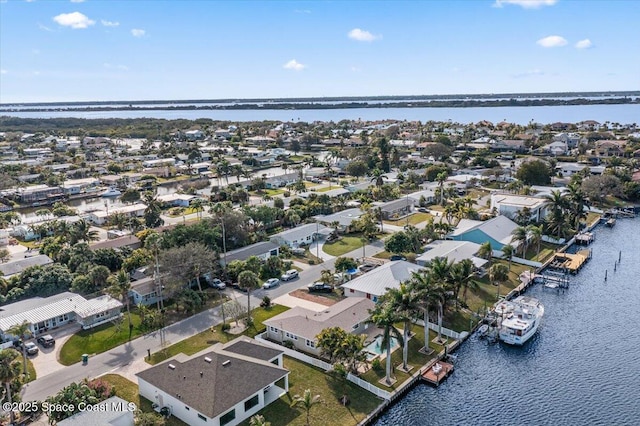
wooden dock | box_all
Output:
[549,249,591,273]
[421,361,454,386]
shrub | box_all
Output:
[283,340,295,349]
[260,296,272,308]
[372,358,383,372]
[308,259,315,265]
[221,323,230,332]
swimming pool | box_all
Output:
[365,334,400,359]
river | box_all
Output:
[2,104,639,126]
[374,218,640,426]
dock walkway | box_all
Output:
[421,361,454,386]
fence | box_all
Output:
[415,319,461,340]
[256,332,392,400]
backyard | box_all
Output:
[383,212,433,227]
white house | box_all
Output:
[314,208,363,232]
[270,223,331,248]
[136,336,289,426]
[263,297,375,357]
[157,193,196,207]
[416,240,488,268]
[58,396,135,426]
[221,241,280,267]
[341,260,422,302]
[0,255,53,279]
[490,193,547,222]
[85,203,147,225]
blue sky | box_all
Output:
[1,0,638,103]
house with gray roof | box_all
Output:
[314,208,363,232]
[377,197,414,220]
[449,215,519,250]
[269,223,331,248]
[0,254,53,279]
[341,261,422,302]
[220,241,279,267]
[136,336,288,426]
[129,276,161,307]
[416,240,488,269]
[263,297,375,357]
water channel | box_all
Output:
[375,218,640,426]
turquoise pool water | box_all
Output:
[365,335,399,357]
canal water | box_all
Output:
[375,218,640,426]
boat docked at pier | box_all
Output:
[497,296,544,346]
[100,186,122,197]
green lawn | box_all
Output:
[148,305,289,365]
[323,236,368,257]
[242,357,381,426]
[522,241,559,263]
[101,374,188,426]
[585,212,601,227]
[26,359,36,383]
[59,313,145,366]
[315,185,339,192]
[463,260,531,315]
[383,212,433,226]
[372,251,392,260]
[360,325,443,391]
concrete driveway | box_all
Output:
[30,324,81,378]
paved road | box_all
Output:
[21,240,385,402]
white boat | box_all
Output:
[497,296,544,346]
[100,187,121,197]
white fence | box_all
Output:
[256,332,392,400]
[509,256,543,268]
[416,319,461,340]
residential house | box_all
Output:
[136,336,288,426]
[157,193,197,207]
[595,140,627,157]
[265,173,298,189]
[270,223,331,248]
[0,291,122,336]
[15,185,65,204]
[184,130,205,141]
[341,260,422,302]
[416,240,488,268]
[58,396,134,426]
[553,132,582,148]
[129,276,161,307]
[221,241,280,267]
[490,140,527,153]
[378,198,414,220]
[449,215,519,251]
[541,141,569,156]
[90,235,142,251]
[85,203,147,225]
[263,297,375,357]
[245,136,276,146]
[314,208,363,233]
[61,178,101,195]
[490,194,547,222]
[0,254,53,279]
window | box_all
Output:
[284,332,298,341]
[349,289,355,293]
[185,406,190,411]
[197,413,206,421]
[352,323,360,330]
[244,394,259,412]
[220,409,235,426]
[306,339,315,348]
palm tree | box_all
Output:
[368,302,403,385]
[526,224,543,258]
[249,415,270,426]
[69,219,99,245]
[501,244,515,272]
[190,198,205,219]
[489,263,510,301]
[511,226,528,257]
[477,241,493,269]
[450,259,476,308]
[108,270,133,337]
[410,270,436,353]
[6,321,31,376]
[0,349,21,425]
[436,172,448,205]
[237,270,260,322]
[290,389,322,426]
[369,168,388,187]
[542,190,569,240]
[386,283,420,371]
[426,257,453,343]
[143,191,164,228]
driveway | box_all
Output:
[29,324,80,378]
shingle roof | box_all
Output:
[136,339,287,420]
[263,297,375,341]
[223,338,283,362]
[89,235,141,251]
[340,261,422,297]
[475,215,518,245]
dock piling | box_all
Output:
[619,251,622,262]
[605,270,608,281]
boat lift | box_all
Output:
[537,270,570,290]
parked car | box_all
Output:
[281,269,299,281]
[359,263,379,273]
[292,248,306,256]
[390,255,407,261]
[37,335,55,348]
[263,278,280,289]
[230,283,248,292]
[417,207,428,213]
[209,278,226,290]
[16,341,39,355]
[308,282,333,293]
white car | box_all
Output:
[281,269,299,281]
[209,278,226,290]
[263,278,280,289]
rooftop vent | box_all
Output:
[168,364,176,370]
[222,360,231,367]
[204,357,212,363]
[200,371,204,378]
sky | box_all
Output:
[1,0,639,103]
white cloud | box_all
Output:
[70,0,86,3]
[101,19,120,27]
[348,28,381,42]
[131,28,146,37]
[38,23,53,32]
[53,12,95,29]
[494,0,557,8]
[283,59,306,71]
[575,39,593,49]
[536,35,568,48]
[0,69,7,75]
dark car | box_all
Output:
[308,282,333,293]
[37,335,55,348]
[390,255,407,261]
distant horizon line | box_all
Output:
[2,90,639,107]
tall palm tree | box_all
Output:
[290,389,322,426]
[489,263,510,301]
[6,321,31,376]
[0,349,22,425]
[368,302,403,386]
[477,241,493,269]
[543,190,569,240]
[511,226,529,257]
[410,270,437,353]
[526,224,543,258]
[426,257,454,342]
[108,269,133,335]
[369,168,388,187]
[436,172,448,205]
[386,283,420,371]
[237,270,260,322]
[70,219,99,244]
[501,244,515,272]
[450,259,476,308]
